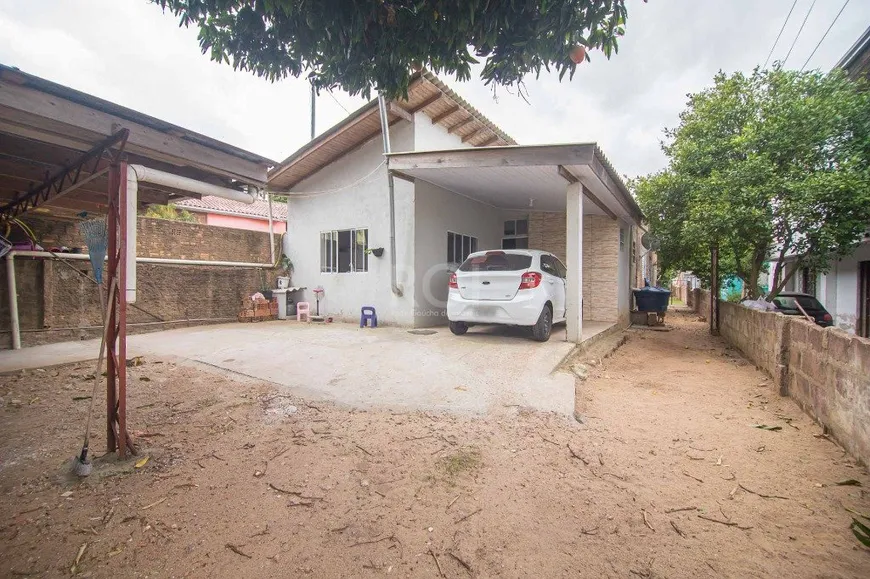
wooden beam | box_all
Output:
[0,81,269,184]
[430,104,460,124]
[388,102,413,122]
[387,144,596,171]
[558,165,617,220]
[409,93,442,114]
[389,170,416,183]
[447,116,475,134]
[461,127,484,143]
[477,134,498,147]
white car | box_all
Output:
[447,249,567,342]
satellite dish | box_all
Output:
[641,232,661,251]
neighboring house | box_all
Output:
[268,71,644,342]
[773,27,870,337]
[175,195,287,233]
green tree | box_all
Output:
[635,66,870,299]
[152,0,631,98]
[143,203,198,223]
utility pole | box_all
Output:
[310,83,316,140]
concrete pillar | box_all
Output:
[566,182,583,343]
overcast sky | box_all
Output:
[1,0,868,178]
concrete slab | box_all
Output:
[0,320,617,415]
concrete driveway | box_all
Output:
[1,321,577,415]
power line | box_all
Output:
[764,0,799,68]
[783,0,818,66]
[801,0,851,70]
[326,90,351,115]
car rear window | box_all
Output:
[458,252,532,272]
[773,296,824,311]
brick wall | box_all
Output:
[687,294,870,465]
[528,212,619,322]
[1,216,279,349]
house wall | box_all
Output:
[206,213,287,234]
[286,120,416,325]
[526,211,622,323]
[0,216,277,349]
[708,300,870,466]
[413,111,470,151]
[617,221,630,324]
[412,180,503,326]
[828,243,870,334]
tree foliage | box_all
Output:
[143,203,198,223]
[152,0,631,98]
[635,66,870,299]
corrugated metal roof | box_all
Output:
[175,195,287,220]
[0,63,276,167]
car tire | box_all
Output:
[449,321,469,336]
[531,305,552,342]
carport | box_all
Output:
[0,65,273,456]
[386,144,644,342]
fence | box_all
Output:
[688,288,870,465]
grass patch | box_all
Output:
[437,447,482,478]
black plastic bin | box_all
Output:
[633,286,671,313]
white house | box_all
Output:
[268,71,644,342]
[772,27,870,338]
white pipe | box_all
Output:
[126,166,138,304]
[6,252,21,350]
[8,251,272,268]
[126,164,258,304]
[263,187,275,265]
[129,165,256,205]
[377,95,403,297]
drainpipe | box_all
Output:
[263,188,276,265]
[6,252,20,350]
[377,95,403,297]
[127,164,258,303]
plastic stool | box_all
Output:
[360,306,377,328]
[296,301,311,322]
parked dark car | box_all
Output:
[770,292,834,327]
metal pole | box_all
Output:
[106,164,119,453]
[5,252,20,349]
[310,83,316,140]
[117,161,129,458]
[377,95,402,297]
[264,188,276,265]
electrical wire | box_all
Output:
[783,0,818,66]
[326,90,351,115]
[290,160,387,198]
[764,0,799,68]
[801,0,851,70]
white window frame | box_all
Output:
[447,231,478,265]
[320,227,368,274]
[502,217,529,249]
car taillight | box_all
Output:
[448,273,458,289]
[519,271,542,290]
[823,313,832,322]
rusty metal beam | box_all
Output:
[0,129,128,224]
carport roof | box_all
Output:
[386,143,644,223]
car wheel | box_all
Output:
[531,305,552,342]
[449,321,469,336]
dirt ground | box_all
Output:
[1,310,868,578]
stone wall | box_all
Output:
[1,216,279,349]
[528,212,620,322]
[686,292,870,465]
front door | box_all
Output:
[859,261,870,338]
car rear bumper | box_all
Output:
[447,290,543,326]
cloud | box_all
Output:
[1,0,867,177]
